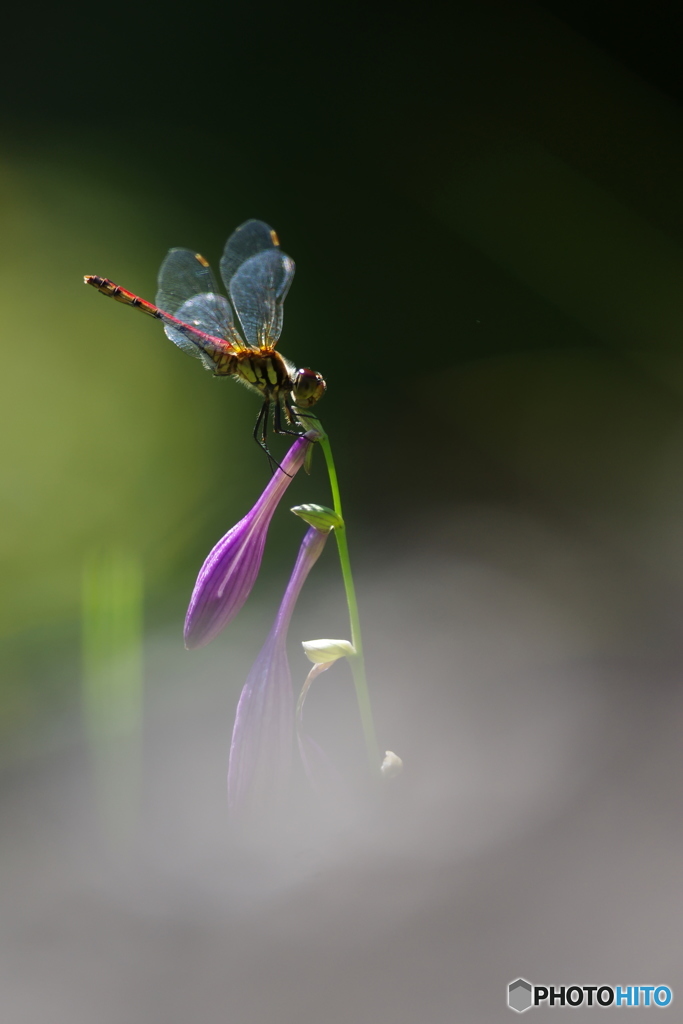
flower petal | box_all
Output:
[227,526,329,812]
[184,435,314,648]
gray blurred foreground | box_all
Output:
[2,510,682,1023]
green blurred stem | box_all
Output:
[82,549,144,845]
[317,431,380,772]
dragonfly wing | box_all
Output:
[156,246,246,365]
[229,249,295,348]
[161,294,234,370]
[219,220,281,293]
[157,248,219,310]
[157,247,233,335]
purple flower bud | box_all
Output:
[184,435,314,649]
[228,526,329,812]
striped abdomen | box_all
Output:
[84,274,237,374]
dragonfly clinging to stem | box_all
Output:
[85,220,326,470]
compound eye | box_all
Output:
[294,367,327,408]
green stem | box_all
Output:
[317,430,380,772]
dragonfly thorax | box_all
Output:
[235,353,326,409]
[233,349,293,397]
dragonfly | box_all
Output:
[85,220,326,467]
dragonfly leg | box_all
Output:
[252,399,268,446]
[274,396,305,437]
[252,400,292,477]
[291,404,322,434]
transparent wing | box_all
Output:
[160,295,234,370]
[157,247,219,309]
[156,246,245,362]
[220,220,281,293]
[229,249,296,348]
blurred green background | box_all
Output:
[2,0,683,754]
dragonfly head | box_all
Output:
[293,367,326,408]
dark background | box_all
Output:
[2,2,683,1021]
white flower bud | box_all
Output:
[380,751,403,779]
[301,638,356,664]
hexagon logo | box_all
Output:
[508,978,533,1013]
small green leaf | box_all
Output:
[291,504,344,531]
